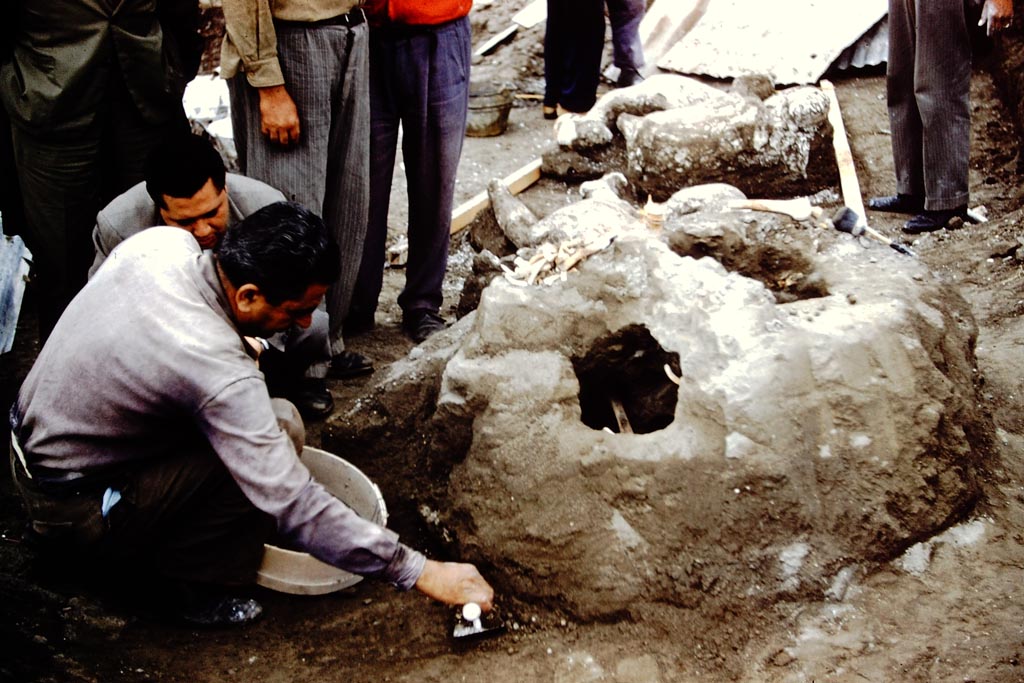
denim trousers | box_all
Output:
[607,0,645,71]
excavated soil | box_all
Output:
[2,10,1024,683]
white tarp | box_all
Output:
[647,0,888,85]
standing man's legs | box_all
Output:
[881,0,971,230]
[914,0,971,212]
[395,18,471,338]
[886,0,925,201]
[347,29,404,334]
[606,0,645,85]
[12,80,178,338]
[228,22,370,355]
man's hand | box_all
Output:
[258,85,301,145]
[414,560,495,611]
[980,0,1014,35]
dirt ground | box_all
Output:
[3,11,1024,683]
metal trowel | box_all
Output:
[452,602,505,641]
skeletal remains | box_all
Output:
[500,234,617,286]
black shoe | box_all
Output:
[403,310,447,343]
[179,595,263,627]
[616,67,644,88]
[542,105,558,120]
[328,350,375,379]
[289,378,334,420]
[902,206,968,234]
[867,193,924,214]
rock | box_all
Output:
[466,202,515,257]
[625,84,836,200]
[542,143,627,184]
[554,115,615,152]
[615,655,662,683]
[589,74,733,131]
[489,179,541,249]
[730,74,776,102]
[663,183,748,218]
[457,249,503,318]
[327,190,989,628]
[527,174,642,246]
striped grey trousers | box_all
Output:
[228,21,370,353]
[886,0,973,211]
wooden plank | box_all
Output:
[511,0,546,28]
[820,79,866,227]
[0,235,32,354]
[451,158,542,234]
[473,24,518,57]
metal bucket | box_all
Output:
[466,82,513,137]
[256,447,388,595]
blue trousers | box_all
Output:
[607,0,645,71]
[886,0,972,211]
[349,17,471,322]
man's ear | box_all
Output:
[234,283,265,315]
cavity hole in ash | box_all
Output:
[571,324,680,434]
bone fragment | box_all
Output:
[663,364,681,385]
[610,398,633,434]
[499,235,616,287]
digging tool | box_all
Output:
[728,197,822,222]
[452,602,506,641]
[832,207,916,257]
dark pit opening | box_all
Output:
[571,324,680,434]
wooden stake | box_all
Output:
[820,79,866,227]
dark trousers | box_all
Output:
[7,414,308,587]
[543,0,606,113]
[607,0,645,71]
[886,0,972,211]
[11,80,184,340]
[349,17,471,322]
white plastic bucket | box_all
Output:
[256,447,388,595]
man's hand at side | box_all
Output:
[258,85,301,145]
[414,559,495,611]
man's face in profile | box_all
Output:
[159,179,230,250]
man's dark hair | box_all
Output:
[216,202,341,304]
[144,134,227,209]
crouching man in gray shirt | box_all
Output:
[89,133,340,420]
[9,201,494,626]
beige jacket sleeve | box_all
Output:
[220,0,285,87]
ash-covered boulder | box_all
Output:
[624,84,836,200]
[542,74,837,199]
[326,189,990,625]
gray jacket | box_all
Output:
[15,228,425,589]
[90,173,284,278]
